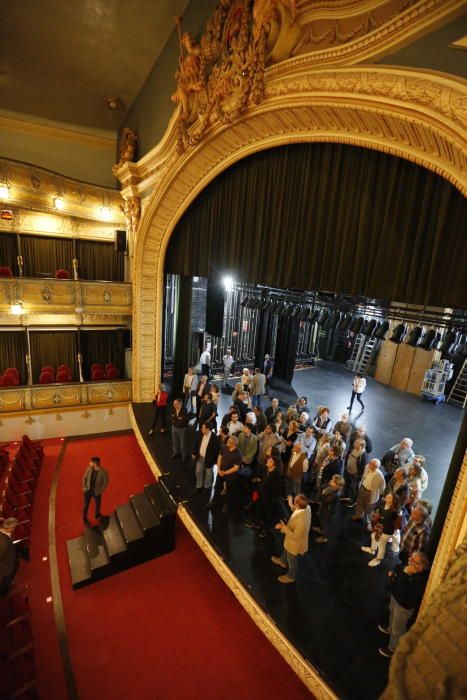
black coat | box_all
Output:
[321,457,343,484]
[258,467,282,505]
[193,431,220,469]
[170,406,189,428]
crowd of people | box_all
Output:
[149,363,432,658]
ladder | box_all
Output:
[447,358,467,408]
[346,336,377,375]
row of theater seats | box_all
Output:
[0,435,44,698]
[0,363,121,386]
[0,267,71,279]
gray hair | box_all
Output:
[370,458,381,468]
[228,435,239,446]
[402,437,414,447]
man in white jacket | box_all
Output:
[271,494,311,584]
[348,373,366,412]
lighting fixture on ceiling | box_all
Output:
[105,97,124,111]
[54,195,65,210]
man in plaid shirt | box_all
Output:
[399,504,431,564]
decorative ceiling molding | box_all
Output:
[0,158,125,224]
[0,114,115,151]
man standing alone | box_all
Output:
[250,368,266,408]
[82,457,109,526]
[222,348,234,388]
[200,346,211,379]
[264,354,273,395]
[348,373,366,413]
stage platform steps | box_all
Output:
[67,481,177,589]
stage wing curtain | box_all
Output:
[75,240,124,281]
[172,275,193,397]
[20,235,74,277]
[0,331,27,384]
[29,331,78,383]
[79,330,124,380]
[274,316,300,384]
[0,233,18,272]
[165,144,467,308]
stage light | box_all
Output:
[223,276,234,291]
[0,185,10,200]
[54,196,65,211]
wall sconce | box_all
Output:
[56,413,62,421]
[25,416,36,425]
[108,408,114,416]
[82,410,91,419]
[10,300,24,315]
[54,195,65,210]
[0,184,10,200]
[99,191,112,221]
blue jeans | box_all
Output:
[389,594,414,650]
[252,394,262,408]
[280,548,298,580]
[172,426,188,459]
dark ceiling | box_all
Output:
[0,0,189,130]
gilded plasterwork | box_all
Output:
[0,158,125,224]
[0,381,132,413]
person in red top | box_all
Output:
[149,383,169,435]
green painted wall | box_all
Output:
[120,0,219,158]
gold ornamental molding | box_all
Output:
[0,114,115,151]
[0,158,125,224]
[0,381,132,414]
[129,405,337,699]
[118,64,466,403]
[0,207,120,242]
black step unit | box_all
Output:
[115,503,144,544]
[144,481,177,518]
[83,526,111,576]
[67,483,177,589]
[99,513,127,557]
[130,493,160,532]
[67,536,92,589]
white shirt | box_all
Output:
[223,354,234,368]
[353,376,366,393]
[227,420,243,436]
[362,467,385,503]
[199,432,211,458]
[200,351,211,365]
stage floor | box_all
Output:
[133,361,463,700]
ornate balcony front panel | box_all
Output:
[0,277,132,320]
[0,381,132,413]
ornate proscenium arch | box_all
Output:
[122,65,466,403]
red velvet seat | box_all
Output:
[91,363,104,373]
[91,367,105,380]
[0,266,12,277]
[4,368,20,380]
[0,373,18,386]
[58,364,71,373]
[39,371,54,384]
[56,369,72,383]
[55,269,70,279]
[105,362,116,373]
[40,365,55,377]
[105,366,120,379]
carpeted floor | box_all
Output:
[50,434,311,700]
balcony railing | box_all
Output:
[0,380,132,413]
[0,277,132,316]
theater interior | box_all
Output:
[0,2,466,699]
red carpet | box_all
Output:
[54,434,312,700]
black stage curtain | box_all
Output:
[76,240,124,281]
[0,233,18,273]
[0,331,27,384]
[79,330,124,380]
[29,331,78,383]
[166,144,467,308]
[172,275,193,398]
[274,316,299,384]
[21,235,74,278]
